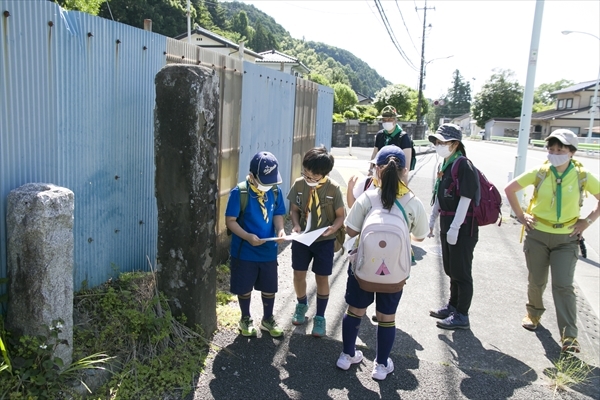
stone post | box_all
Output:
[6,183,74,366]
[154,65,219,334]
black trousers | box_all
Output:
[440,223,479,315]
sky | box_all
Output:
[233,0,600,100]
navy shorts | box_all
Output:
[291,239,335,276]
[229,258,278,295]
[344,264,403,315]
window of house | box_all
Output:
[565,98,573,108]
[557,99,565,109]
[534,125,542,133]
[551,126,580,135]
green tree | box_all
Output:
[249,21,270,52]
[533,79,574,112]
[54,0,104,14]
[446,70,472,117]
[333,83,358,114]
[471,69,523,128]
[206,0,227,29]
[374,84,419,120]
[308,73,331,87]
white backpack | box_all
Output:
[352,190,412,293]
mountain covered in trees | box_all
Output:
[90,0,390,97]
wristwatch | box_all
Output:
[585,217,593,225]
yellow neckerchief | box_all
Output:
[431,150,463,205]
[248,178,269,223]
[373,178,410,198]
[305,176,328,226]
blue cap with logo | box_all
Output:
[250,151,282,185]
[370,145,406,168]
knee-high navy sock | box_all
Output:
[262,293,275,320]
[297,295,308,305]
[342,311,362,356]
[238,294,251,318]
[316,293,329,317]
[376,321,396,366]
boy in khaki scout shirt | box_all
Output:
[287,146,345,337]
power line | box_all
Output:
[373,0,418,71]
[395,0,418,54]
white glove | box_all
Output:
[429,199,440,231]
[446,226,459,245]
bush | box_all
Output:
[343,110,357,119]
[332,113,346,123]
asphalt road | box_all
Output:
[188,140,599,400]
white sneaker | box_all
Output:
[336,350,363,370]
[372,358,394,380]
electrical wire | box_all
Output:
[373,0,418,71]
[395,0,418,54]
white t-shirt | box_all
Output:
[345,189,429,240]
[352,176,377,201]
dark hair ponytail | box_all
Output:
[456,141,467,157]
[379,158,404,210]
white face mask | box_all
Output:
[256,183,272,192]
[382,122,395,132]
[305,180,319,187]
[435,144,453,158]
[547,153,570,167]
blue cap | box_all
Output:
[371,145,406,168]
[249,151,282,185]
[429,123,462,144]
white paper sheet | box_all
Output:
[263,227,328,247]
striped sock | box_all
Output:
[261,293,275,320]
[376,321,396,366]
[238,294,251,318]
[342,311,362,357]
[297,295,308,305]
[316,293,329,317]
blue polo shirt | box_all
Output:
[225,183,286,262]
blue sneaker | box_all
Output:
[437,312,470,330]
[312,316,326,337]
[292,303,309,325]
[430,303,456,320]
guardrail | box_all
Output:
[490,136,518,143]
[531,139,599,152]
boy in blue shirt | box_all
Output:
[225,151,287,337]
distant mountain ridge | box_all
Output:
[221,1,390,97]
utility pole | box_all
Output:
[415,0,435,139]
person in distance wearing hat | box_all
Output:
[370,105,413,179]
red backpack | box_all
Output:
[445,156,502,226]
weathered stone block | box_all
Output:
[154,65,219,335]
[6,183,74,366]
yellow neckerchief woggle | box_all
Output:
[248,178,269,223]
[305,176,328,226]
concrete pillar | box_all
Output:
[154,64,219,334]
[6,183,74,366]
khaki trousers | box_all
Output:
[523,228,579,338]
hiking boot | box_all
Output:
[430,303,457,319]
[561,337,581,354]
[260,317,283,338]
[312,316,326,337]
[292,303,309,326]
[372,358,394,380]
[521,315,540,331]
[336,350,363,370]
[436,312,470,330]
[238,316,257,337]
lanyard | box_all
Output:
[549,162,573,221]
[431,151,462,205]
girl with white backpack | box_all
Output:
[336,146,429,380]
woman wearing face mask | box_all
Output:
[370,105,412,178]
[504,129,600,353]
[427,124,480,330]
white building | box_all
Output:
[255,50,310,79]
[174,26,262,63]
